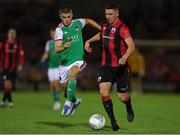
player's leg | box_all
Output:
[116,68,134,122]
[3,80,13,108]
[98,66,119,131]
[0,80,7,107]
[117,92,134,122]
[62,81,81,115]
[67,65,79,101]
[68,62,87,115]
[49,68,62,110]
[60,61,85,115]
[51,80,61,110]
[99,82,119,131]
[0,70,14,108]
[63,65,80,115]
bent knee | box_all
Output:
[99,89,109,97]
[68,72,77,80]
[68,66,80,79]
[118,93,129,102]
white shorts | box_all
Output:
[47,68,60,82]
[59,60,86,83]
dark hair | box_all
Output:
[105,1,119,11]
[59,6,72,14]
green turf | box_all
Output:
[0,91,180,134]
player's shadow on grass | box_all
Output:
[36,121,74,128]
[77,123,115,132]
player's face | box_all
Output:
[8,29,16,41]
[105,9,119,25]
[59,12,73,26]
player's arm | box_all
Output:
[55,39,71,53]
[85,32,101,53]
[84,18,101,31]
[54,27,71,53]
[41,42,49,62]
[118,26,135,65]
[123,36,135,60]
[41,51,48,62]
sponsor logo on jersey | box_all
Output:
[103,36,114,39]
[111,28,116,33]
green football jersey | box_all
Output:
[54,19,85,66]
[45,40,61,68]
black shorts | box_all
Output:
[3,70,17,82]
[98,65,130,93]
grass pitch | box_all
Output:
[0,90,180,134]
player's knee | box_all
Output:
[68,73,77,80]
[68,69,78,79]
[118,93,129,103]
[99,89,109,97]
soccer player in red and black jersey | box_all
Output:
[0,28,24,108]
[85,2,135,131]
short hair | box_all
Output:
[59,6,72,14]
[105,1,119,11]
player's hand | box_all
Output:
[64,42,71,48]
[64,37,72,48]
[85,40,92,53]
[118,56,127,65]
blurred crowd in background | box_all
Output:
[0,0,180,92]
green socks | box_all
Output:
[52,90,60,102]
[67,79,77,101]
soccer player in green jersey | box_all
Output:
[54,6,101,115]
[41,28,62,110]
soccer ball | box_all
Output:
[89,114,105,130]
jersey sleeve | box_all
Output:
[119,25,131,40]
[54,27,63,41]
[78,19,85,28]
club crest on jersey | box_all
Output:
[75,26,79,30]
[111,28,116,33]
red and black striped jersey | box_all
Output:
[101,19,131,67]
[0,40,24,71]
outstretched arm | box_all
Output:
[84,18,101,31]
[85,32,101,53]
